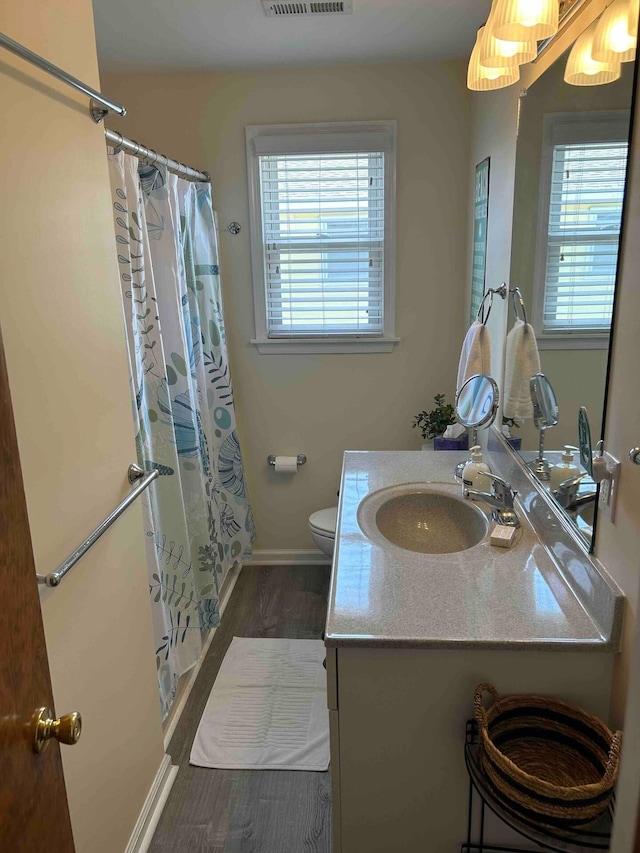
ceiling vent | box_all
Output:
[262,1,353,17]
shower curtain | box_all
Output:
[108,151,255,718]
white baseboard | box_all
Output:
[245,549,332,566]
[125,754,178,853]
[162,561,242,750]
[130,563,244,849]
[218,559,243,614]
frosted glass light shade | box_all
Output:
[479,17,537,67]
[593,0,637,63]
[492,0,559,42]
[629,0,639,39]
[468,27,521,90]
[565,22,622,85]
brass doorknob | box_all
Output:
[30,707,82,754]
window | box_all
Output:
[534,112,629,347]
[246,122,397,353]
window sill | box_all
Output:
[251,336,400,354]
[536,333,610,351]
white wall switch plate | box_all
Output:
[598,451,621,522]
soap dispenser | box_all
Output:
[550,445,580,491]
[462,446,492,493]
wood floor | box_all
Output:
[149,565,333,853]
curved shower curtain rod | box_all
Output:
[105,128,210,184]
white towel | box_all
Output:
[457,321,492,393]
[503,320,541,421]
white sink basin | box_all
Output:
[357,483,490,554]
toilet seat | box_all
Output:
[309,507,337,539]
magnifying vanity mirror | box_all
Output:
[527,373,559,479]
[455,374,499,480]
[501,21,636,549]
[456,374,500,430]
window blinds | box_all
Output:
[259,151,385,337]
[543,140,628,332]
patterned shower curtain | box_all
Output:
[108,151,255,718]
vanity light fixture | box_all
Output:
[468,26,522,90]
[592,0,637,63]
[629,0,639,39]
[490,0,560,42]
[564,20,622,85]
[479,12,537,67]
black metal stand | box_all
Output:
[461,721,612,853]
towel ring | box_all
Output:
[476,290,494,325]
[510,287,529,325]
[476,283,508,325]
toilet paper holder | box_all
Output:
[268,454,307,467]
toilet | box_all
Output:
[308,506,338,557]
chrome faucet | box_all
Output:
[464,472,521,528]
[555,472,597,510]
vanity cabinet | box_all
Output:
[325,450,622,853]
[326,646,613,853]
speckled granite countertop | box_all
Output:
[325,450,620,650]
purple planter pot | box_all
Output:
[433,434,469,451]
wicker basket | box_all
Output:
[474,683,622,828]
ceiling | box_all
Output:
[92,0,492,74]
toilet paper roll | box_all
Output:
[274,456,299,474]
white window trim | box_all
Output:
[536,334,610,351]
[532,110,629,350]
[246,121,398,354]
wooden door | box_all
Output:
[0,327,75,852]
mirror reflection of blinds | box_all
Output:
[259,151,385,337]
[543,141,628,332]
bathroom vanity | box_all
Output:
[324,446,623,853]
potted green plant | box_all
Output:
[412,394,469,450]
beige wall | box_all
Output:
[0,2,165,851]
[102,61,471,552]
[467,0,639,729]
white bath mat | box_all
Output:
[190,637,329,771]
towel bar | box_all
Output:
[37,463,159,588]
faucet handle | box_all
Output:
[556,472,590,504]
[558,472,589,493]
[483,472,516,504]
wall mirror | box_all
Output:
[504,22,636,549]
